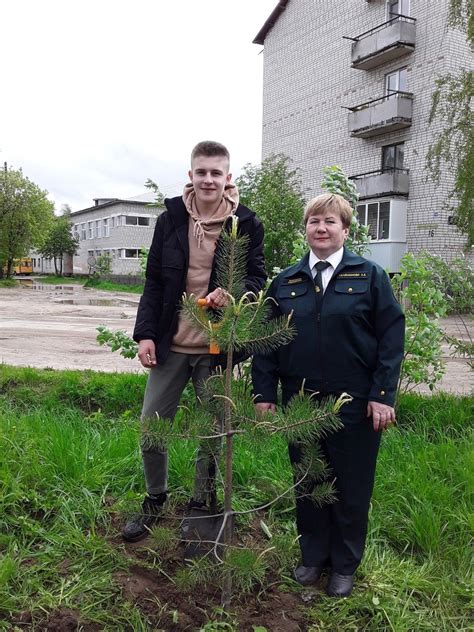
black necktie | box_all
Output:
[314,261,331,295]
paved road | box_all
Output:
[0,281,142,372]
[0,281,472,395]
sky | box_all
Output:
[0,0,277,212]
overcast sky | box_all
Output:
[0,0,277,211]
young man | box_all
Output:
[122,141,266,542]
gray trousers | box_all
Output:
[141,351,220,502]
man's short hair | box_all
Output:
[304,193,353,229]
[191,141,230,163]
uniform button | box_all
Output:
[348,287,353,293]
[380,390,385,396]
[291,291,296,297]
[315,286,321,293]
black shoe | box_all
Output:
[187,498,207,510]
[294,565,323,586]
[326,572,355,597]
[122,493,167,542]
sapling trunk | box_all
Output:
[221,341,234,609]
[221,228,236,609]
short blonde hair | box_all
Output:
[304,193,353,228]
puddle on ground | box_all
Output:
[16,278,136,307]
[18,279,76,292]
[54,298,136,307]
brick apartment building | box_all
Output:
[254,0,472,271]
[69,194,161,275]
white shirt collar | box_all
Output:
[309,246,344,272]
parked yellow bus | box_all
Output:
[13,257,33,275]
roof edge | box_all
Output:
[253,0,290,45]
[71,199,151,216]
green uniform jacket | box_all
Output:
[252,248,405,407]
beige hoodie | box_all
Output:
[170,183,239,353]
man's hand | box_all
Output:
[138,339,157,368]
[255,402,277,416]
[205,287,230,309]
[367,401,396,431]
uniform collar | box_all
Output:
[308,246,344,272]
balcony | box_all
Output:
[350,168,409,199]
[347,15,416,70]
[347,91,413,138]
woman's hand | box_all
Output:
[255,402,276,416]
[367,401,396,431]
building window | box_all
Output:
[382,142,404,171]
[88,222,94,239]
[81,223,87,240]
[385,68,407,95]
[73,224,80,241]
[357,201,391,240]
[387,0,410,18]
[125,216,150,227]
[103,218,109,237]
[111,216,115,229]
[95,220,102,238]
[123,248,141,258]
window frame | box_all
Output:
[385,67,407,95]
[124,215,151,227]
[381,142,405,172]
[356,200,392,242]
[387,0,410,19]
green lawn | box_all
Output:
[0,365,471,630]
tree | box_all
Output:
[236,154,306,273]
[426,0,473,245]
[38,212,79,276]
[97,218,346,608]
[0,165,54,278]
[144,178,165,209]
[95,252,112,277]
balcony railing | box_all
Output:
[346,91,414,137]
[345,15,416,70]
[349,168,410,199]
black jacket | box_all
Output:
[252,248,405,407]
[133,195,267,365]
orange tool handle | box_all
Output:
[197,298,220,354]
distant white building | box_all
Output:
[68,193,162,275]
[254,0,472,271]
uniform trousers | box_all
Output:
[141,351,221,502]
[284,390,381,575]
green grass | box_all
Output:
[84,277,144,294]
[0,279,17,288]
[0,365,472,630]
[35,275,86,285]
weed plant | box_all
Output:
[84,277,144,294]
[0,365,472,630]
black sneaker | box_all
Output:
[186,498,208,512]
[122,493,167,542]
